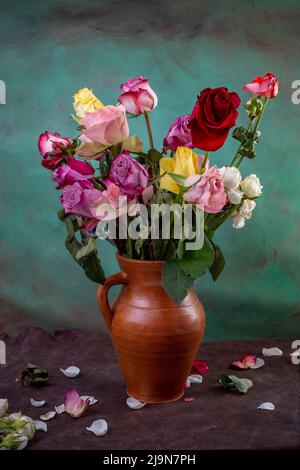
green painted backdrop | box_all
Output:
[1,0,300,341]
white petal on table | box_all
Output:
[262,347,283,357]
[40,410,56,421]
[250,357,265,369]
[86,419,108,436]
[55,404,65,414]
[59,366,80,378]
[126,397,146,410]
[35,420,48,432]
[30,398,46,407]
[188,374,203,384]
[81,395,98,405]
[257,402,275,411]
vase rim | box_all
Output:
[116,252,165,266]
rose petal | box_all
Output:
[86,418,108,436]
[60,366,80,378]
[250,357,265,369]
[231,354,257,369]
[35,420,48,432]
[126,397,146,410]
[262,347,283,357]
[188,374,203,384]
[183,397,195,402]
[190,359,208,376]
[185,379,191,389]
[80,395,98,406]
[257,402,275,411]
[55,404,65,414]
[40,411,56,421]
[30,398,46,408]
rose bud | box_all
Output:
[163,114,193,152]
[243,73,279,98]
[118,76,158,116]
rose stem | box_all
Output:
[144,112,154,149]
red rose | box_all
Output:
[189,87,241,151]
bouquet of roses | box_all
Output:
[38,73,278,303]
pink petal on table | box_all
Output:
[190,359,208,376]
[64,389,90,418]
[231,354,257,369]
[183,397,195,402]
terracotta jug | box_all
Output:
[97,253,206,403]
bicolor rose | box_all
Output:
[189,87,241,151]
[38,131,72,170]
[60,181,102,218]
[183,165,227,213]
[105,150,148,197]
[163,114,192,152]
[118,76,158,116]
[80,105,129,147]
[73,87,104,120]
[52,157,94,189]
[243,73,279,98]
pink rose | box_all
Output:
[38,131,72,170]
[53,157,94,189]
[243,73,279,98]
[80,105,129,146]
[118,76,158,116]
[105,150,149,197]
[163,114,192,152]
[91,183,131,221]
[60,180,102,218]
[183,165,227,213]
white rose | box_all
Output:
[0,398,8,417]
[227,188,243,205]
[219,166,242,190]
[241,174,262,198]
[231,213,245,229]
[239,199,256,220]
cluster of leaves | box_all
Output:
[21,363,49,386]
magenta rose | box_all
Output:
[53,157,94,189]
[163,114,193,152]
[38,131,72,170]
[60,180,102,218]
[243,73,279,98]
[105,150,149,197]
[118,76,158,116]
[80,105,129,146]
[183,165,227,213]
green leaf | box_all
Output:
[168,173,187,186]
[162,260,193,304]
[21,363,49,386]
[179,235,214,279]
[75,238,97,261]
[176,239,185,260]
[209,243,225,281]
[218,374,253,394]
[148,148,163,163]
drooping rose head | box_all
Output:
[163,114,192,152]
[243,73,279,98]
[38,131,72,170]
[60,180,102,218]
[189,87,241,152]
[52,157,95,189]
[80,105,129,147]
[118,76,158,116]
[183,165,227,213]
[106,150,149,197]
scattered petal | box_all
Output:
[188,374,203,384]
[80,395,98,405]
[257,402,275,411]
[185,379,191,389]
[126,397,146,410]
[190,359,208,376]
[40,411,56,421]
[250,357,265,369]
[86,418,108,436]
[35,420,48,432]
[60,366,80,378]
[64,389,90,418]
[262,347,283,357]
[55,404,65,414]
[231,354,256,370]
[30,398,46,408]
[183,397,195,402]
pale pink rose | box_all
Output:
[142,185,154,205]
[60,181,102,218]
[91,183,132,221]
[183,165,227,213]
[243,73,279,98]
[38,131,72,170]
[80,105,129,146]
[118,76,158,116]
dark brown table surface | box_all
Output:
[0,328,299,450]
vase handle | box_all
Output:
[97,271,128,331]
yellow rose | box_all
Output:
[160,146,200,193]
[73,87,104,121]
